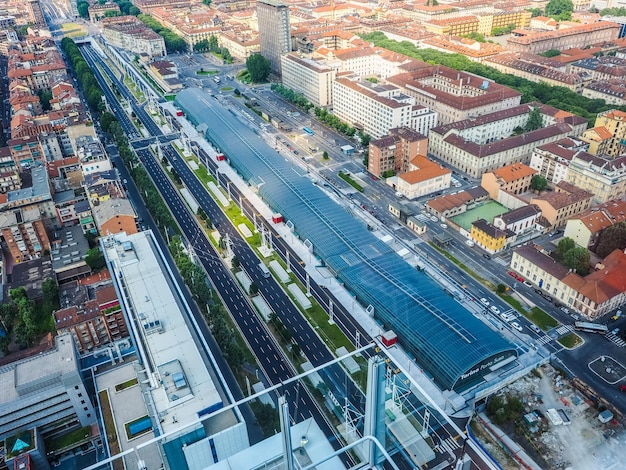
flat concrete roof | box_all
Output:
[102,231,221,433]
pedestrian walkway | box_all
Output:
[555,325,573,335]
[606,333,626,348]
[493,257,508,267]
[535,335,553,346]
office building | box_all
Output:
[0,333,96,441]
[281,53,336,106]
[333,77,438,139]
[257,0,291,75]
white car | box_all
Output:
[465,240,475,247]
[480,298,490,307]
[490,305,501,315]
[523,280,532,287]
[430,216,438,222]
[511,322,523,332]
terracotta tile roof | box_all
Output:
[400,155,450,184]
[493,163,536,182]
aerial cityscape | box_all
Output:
[0,0,625,468]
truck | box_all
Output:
[258,262,270,278]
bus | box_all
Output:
[258,262,271,278]
[303,127,314,136]
[574,321,608,334]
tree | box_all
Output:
[77,1,90,18]
[202,0,211,5]
[525,107,544,132]
[595,221,626,258]
[541,49,561,57]
[545,0,573,20]
[496,283,506,294]
[556,237,576,260]
[563,247,590,275]
[322,151,329,160]
[530,174,547,192]
[528,7,543,17]
[208,35,219,53]
[85,247,106,270]
[38,90,53,111]
[221,48,232,63]
[193,39,210,52]
[246,54,271,83]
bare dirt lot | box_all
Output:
[474,364,625,469]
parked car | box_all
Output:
[530,324,542,334]
[523,280,532,287]
[483,253,491,260]
[511,322,523,332]
[560,306,570,314]
[620,384,626,392]
[490,305,501,315]
[480,298,490,307]
[507,271,518,279]
[465,240,475,247]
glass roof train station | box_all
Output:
[175,88,518,392]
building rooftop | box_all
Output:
[0,334,77,408]
[497,204,541,224]
[493,163,537,182]
[176,88,517,392]
[472,218,515,240]
[102,231,222,431]
[6,165,50,206]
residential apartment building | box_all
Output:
[101,16,166,58]
[333,77,438,139]
[564,199,626,248]
[530,180,594,228]
[0,333,97,441]
[368,127,428,176]
[54,283,128,352]
[423,15,480,36]
[506,22,620,54]
[395,155,452,199]
[88,2,120,21]
[470,219,516,253]
[582,79,626,106]
[428,104,587,178]
[511,244,626,319]
[569,56,626,83]
[387,64,522,125]
[8,135,44,169]
[92,198,138,236]
[281,53,336,106]
[591,109,626,157]
[257,0,291,75]
[566,153,626,204]
[580,126,612,156]
[529,139,583,184]
[486,52,590,92]
[481,163,537,201]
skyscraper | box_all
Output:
[257,0,291,76]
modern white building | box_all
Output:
[281,53,336,106]
[100,230,249,469]
[333,77,437,139]
[0,333,96,441]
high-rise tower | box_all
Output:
[257,0,291,76]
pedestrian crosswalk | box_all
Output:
[536,335,553,345]
[606,333,626,348]
[436,436,461,455]
[493,257,508,267]
[556,325,574,335]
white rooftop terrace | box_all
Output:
[102,230,221,433]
